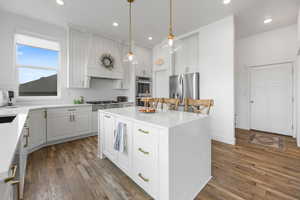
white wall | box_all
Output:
[198,16,235,144]
[152,16,236,145]
[236,25,298,130]
[0,10,151,105]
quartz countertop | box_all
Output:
[0,103,92,180]
[99,106,207,129]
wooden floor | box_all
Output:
[24,129,300,200]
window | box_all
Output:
[15,34,60,97]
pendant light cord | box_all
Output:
[169,0,173,35]
[129,1,132,53]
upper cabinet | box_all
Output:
[135,47,152,77]
[153,43,171,72]
[86,35,124,80]
[68,27,91,88]
[173,34,199,75]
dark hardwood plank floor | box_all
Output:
[24,129,300,200]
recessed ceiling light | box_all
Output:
[264,18,273,24]
[148,37,153,41]
[112,22,119,27]
[223,0,231,5]
[56,0,64,6]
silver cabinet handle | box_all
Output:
[24,127,30,148]
[73,114,75,121]
[68,109,76,111]
[104,115,111,119]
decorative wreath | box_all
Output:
[100,54,114,70]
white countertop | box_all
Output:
[99,107,207,128]
[0,104,92,180]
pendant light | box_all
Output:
[168,0,175,47]
[124,0,137,64]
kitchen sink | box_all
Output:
[0,115,16,123]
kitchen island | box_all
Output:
[98,107,211,200]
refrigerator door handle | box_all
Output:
[180,74,184,102]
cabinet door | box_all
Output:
[102,114,117,161]
[47,112,74,142]
[20,126,29,199]
[74,110,92,136]
[91,111,98,133]
[68,28,90,88]
[28,109,46,150]
[115,118,133,174]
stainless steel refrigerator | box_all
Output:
[169,72,200,102]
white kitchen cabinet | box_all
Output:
[20,121,30,199]
[91,111,98,133]
[99,108,211,200]
[135,47,152,77]
[27,109,46,151]
[132,123,158,198]
[114,118,133,174]
[68,27,91,88]
[100,113,133,174]
[47,106,92,142]
[101,113,117,161]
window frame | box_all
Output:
[14,32,62,101]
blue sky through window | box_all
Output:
[17,44,59,68]
[17,44,59,84]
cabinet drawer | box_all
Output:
[132,123,158,198]
[47,106,91,116]
[133,155,157,198]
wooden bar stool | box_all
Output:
[141,98,158,108]
[184,99,214,114]
[162,98,180,111]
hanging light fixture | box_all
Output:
[168,0,175,47]
[124,0,137,64]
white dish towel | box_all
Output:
[114,122,127,153]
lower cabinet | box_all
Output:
[101,114,133,174]
[47,106,92,142]
[100,113,158,198]
[91,111,98,133]
[28,109,47,151]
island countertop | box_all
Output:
[99,106,207,129]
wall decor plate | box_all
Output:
[100,54,115,70]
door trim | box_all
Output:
[247,61,296,137]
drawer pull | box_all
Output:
[4,165,18,183]
[138,148,149,155]
[24,127,30,147]
[68,109,76,111]
[138,173,149,182]
[138,128,149,134]
[104,115,111,119]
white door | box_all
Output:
[250,63,293,136]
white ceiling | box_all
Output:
[0,0,299,48]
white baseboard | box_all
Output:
[212,134,236,145]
